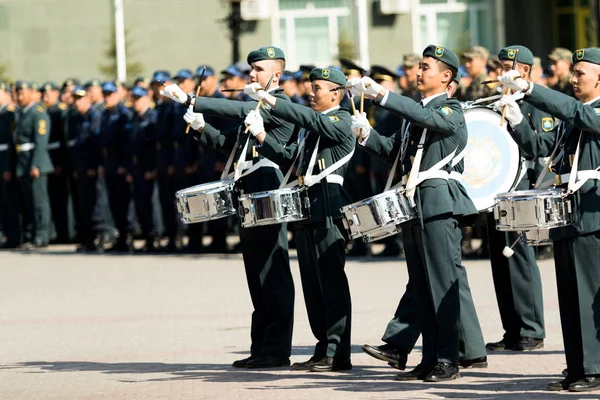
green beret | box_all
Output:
[573,48,600,66]
[14,80,32,90]
[422,45,459,71]
[84,79,102,88]
[498,45,534,66]
[309,67,346,86]
[40,81,59,93]
[0,81,10,92]
[247,46,286,64]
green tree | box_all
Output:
[337,31,358,61]
[98,27,144,82]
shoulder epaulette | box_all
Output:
[58,102,67,111]
[149,101,156,109]
[36,105,46,113]
[6,105,15,112]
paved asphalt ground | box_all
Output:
[0,246,593,399]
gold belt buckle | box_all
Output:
[16,144,21,152]
[298,176,304,186]
[554,175,562,186]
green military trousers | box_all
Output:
[295,219,352,361]
[19,175,51,244]
[486,213,545,342]
[554,232,600,377]
[239,222,295,358]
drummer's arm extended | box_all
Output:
[377,92,464,136]
[257,134,298,169]
[194,123,239,155]
[525,84,600,135]
[509,121,557,157]
[360,128,401,163]
[194,92,290,126]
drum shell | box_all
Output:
[238,187,310,228]
[175,180,237,224]
[522,229,552,246]
[341,188,416,243]
[494,188,572,231]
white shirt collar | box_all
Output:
[321,105,340,115]
[421,91,447,107]
[584,95,600,105]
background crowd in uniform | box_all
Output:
[0,45,576,255]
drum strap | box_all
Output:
[384,120,408,192]
[222,129,280,181]
[566,133,600,193]
[302,136,355,187]
[534,122,567,188]
[280,130,308,189]
[220,128,241,180]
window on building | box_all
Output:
[277,0,354,69]
[415,0,497,53]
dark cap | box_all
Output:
[84,79,102,89]
[498,45,534,66]
[133,76,149,86]
[62,78,80,91]
[247,46,286,64]
[14,80,32,90]
[339,58,366,77]
[309,67,346,86]
[235,61,252,75]
[369,65,398,82]
[195,66,215,77]
[131,86,149,97]
[220,64,245,79]
[462,46,490,60]
[280,70,294,83]
[151,70,171,83]
[72,86,88,98]
[101,81,118,93]
[173,69,194,80]
[423,45,460,71]
[40,81,59,93]
[548,47,572,61]
[573,48,600,66]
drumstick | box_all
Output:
[222,87,264,93]
[186,66,206,134]
[244,74,275,134]
[500,49,519,126]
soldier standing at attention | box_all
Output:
[459,46,496,101]
[163,47,295,368]
[130,86,158,252]
[14,81,53,249]
[547,47,575,97]
[350,45,484,382]
[41,82,72,244]
[398,54,421,102]
[99,81,135,253]
[0,82,20,248]
[496,47,600,393]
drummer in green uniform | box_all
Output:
[243,67,355,372]
[495,47,600,393]
[349,45,484,382]
[161,46,295,370]
[485,45,548,353]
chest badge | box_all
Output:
[541,117,554,132]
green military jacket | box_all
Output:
[459,72,498,102]
[514,100,556,190]
[15,102,53,177]
[510,84,600,239]
[258,101,355,224]
[364,91,478,222]
[193,91,294,195]
[0,103,16,174]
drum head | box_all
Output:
[463,107,521,211]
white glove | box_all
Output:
[351,112,371,142]
[498,70,529,92]
[183,105,205,130]
[344,77,362,97]
[244,109,265,137]
[159,84,188,104]
[244,82,267,102]
[357,76,385,99]
[492,95,523,126]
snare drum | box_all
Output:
[521,229,552,246]
[341,188,416,243]
[175,179,236,224]
[238,186,310,228]
[463,107,522,211]
[494,188,572,231]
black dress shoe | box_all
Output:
[291,357,318,371]
[232,355,258,368]
[395,364,433,381]
[547,375,581,391]
[424,362,460,382]
[513,337,544,351]
[459,356,488,369]
[562,368,569,376]
[361,343,407,369]
[485,338,515,351]
[246,355,290,369]
[309,357,352,372]
[569,376,600,392]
